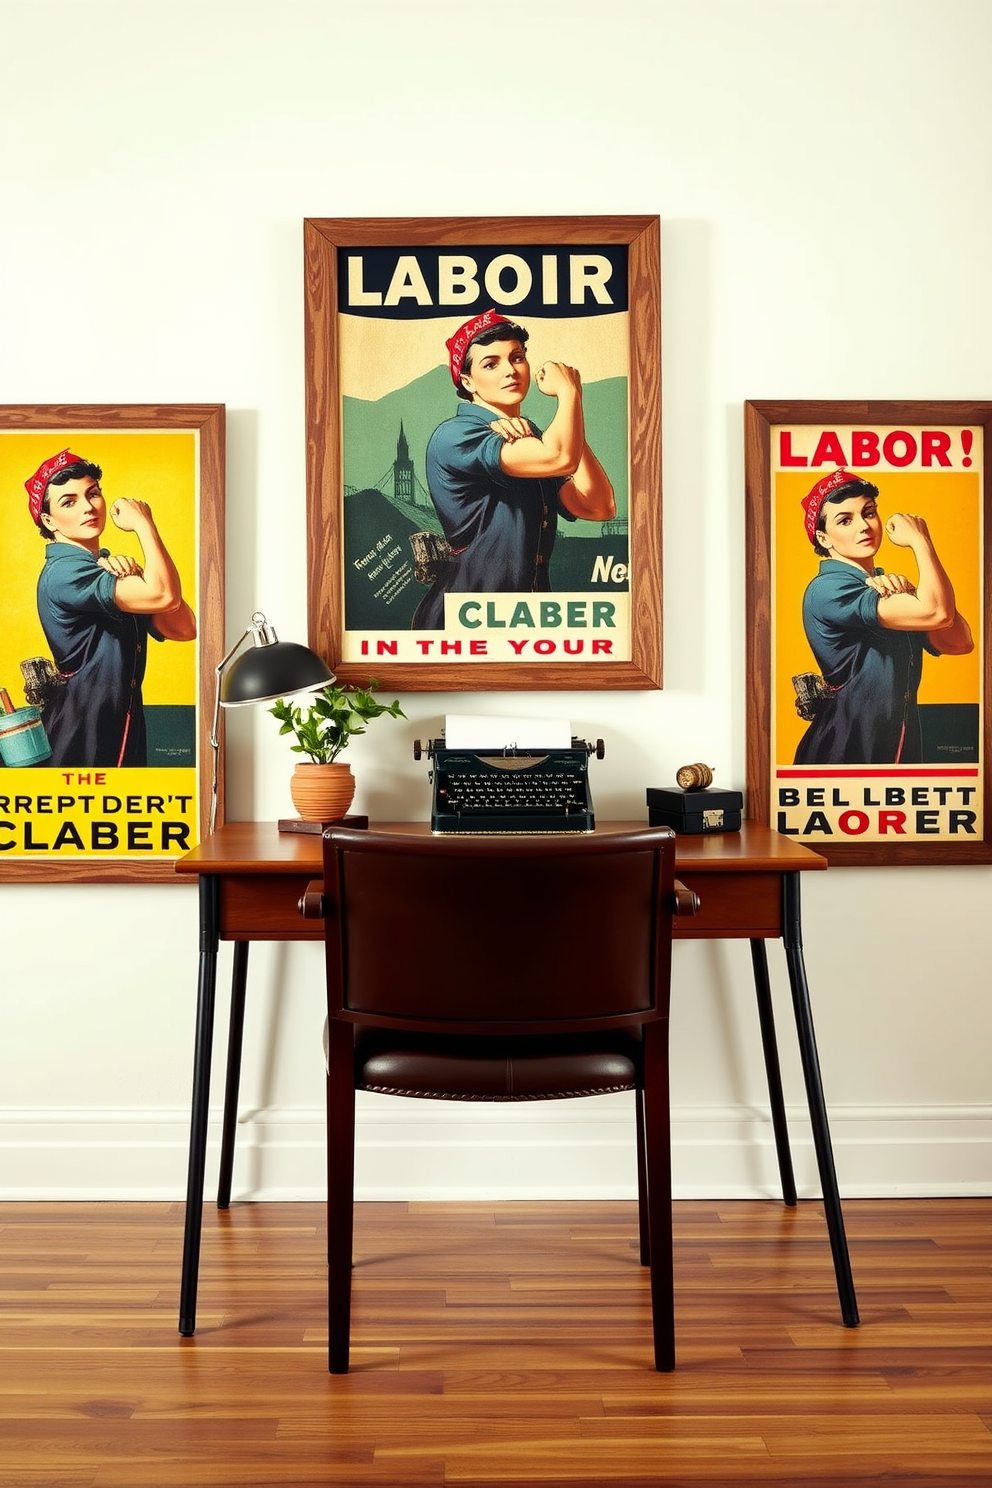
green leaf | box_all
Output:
[269,680,405,765]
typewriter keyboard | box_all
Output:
[438,771,587,813]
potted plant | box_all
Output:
[270,679,405,822]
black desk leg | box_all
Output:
[179,874,220,1337]
[782,874,860,1327]
[749,939,798,1207]
[217,942,249,1209]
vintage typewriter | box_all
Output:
[415,735,604,834]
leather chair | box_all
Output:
[305,824,698,1373]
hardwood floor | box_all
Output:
[1,1198,989,1487]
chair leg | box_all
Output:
[635,1087,650,1266]
[325,1022,356,1373]
[641,1021,675,1371]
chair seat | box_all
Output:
[354,1030,640,1101]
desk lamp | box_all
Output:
[209,611,333,833]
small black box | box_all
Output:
[646,786,743,834]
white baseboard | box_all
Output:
[1,1099,989,1200]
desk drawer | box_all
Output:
[673,871,781,939]
[216,867,784,942]
[219,874,324,940]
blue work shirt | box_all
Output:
[36,543,162,767]
[412,402,574,630]
[794,559,939,765]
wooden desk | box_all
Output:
[175,821,858,1336]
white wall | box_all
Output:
[1,0,989,1200]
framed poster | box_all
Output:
[0,405,225,882]
[745,400,991,866]
[305,215,661,691]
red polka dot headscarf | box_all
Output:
[800,469,859,546]
[445,310,510,387]
[24,449,87,526]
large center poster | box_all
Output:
[305,218,662,692]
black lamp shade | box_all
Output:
[220,640,333,707]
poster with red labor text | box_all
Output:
[745,402,991,866]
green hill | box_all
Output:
[342,367,629,528]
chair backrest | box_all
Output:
[319,826,678,1037]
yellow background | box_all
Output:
[772,469,983,763]
[0,768,197,858]
[1,430,198,709]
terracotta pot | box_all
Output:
[289,762,356,822]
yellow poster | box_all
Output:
[0,426,202,868]
[767,420,984,851]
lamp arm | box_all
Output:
[209,626,255,750]
[208,624,255,835]
[205,612,307,837]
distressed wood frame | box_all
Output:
[745,399,991,865]
[305,215,661,691]
[0,404,224,881]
